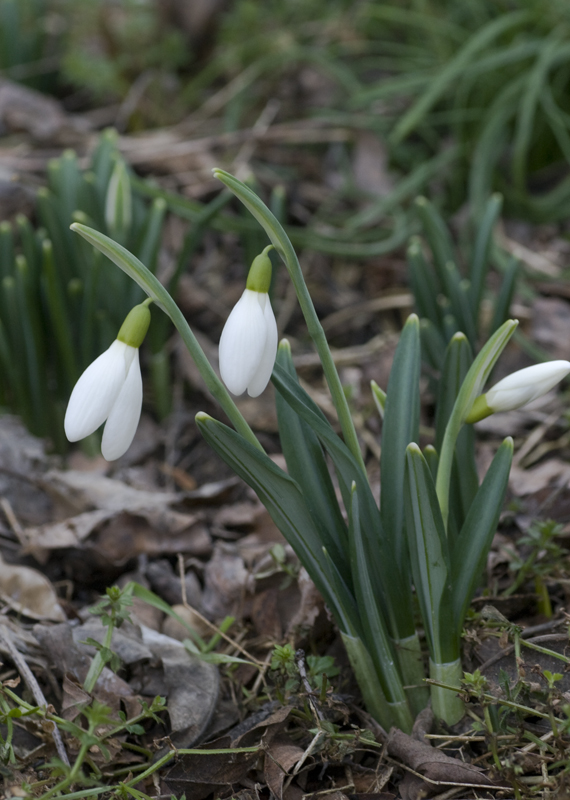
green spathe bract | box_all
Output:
[246,244,274,293]
[70,173,539,731]
[117,301,151,349]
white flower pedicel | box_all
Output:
[64,300,151,460]
[219,245,278,397]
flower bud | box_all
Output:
[219,246,278,397]
[465,360,570,423]
[65,301,151,460]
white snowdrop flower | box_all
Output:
[466,360,570,423]
[64,301,151,460]
[219,245,278,398]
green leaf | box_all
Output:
[435,333,478,540]
[469,193,503,314]
[414,196,455,284]
[271,362,415,639]
[370,380,386,418]
[407,237,442,330]
[420,318,447,371]
[451,437,513,633]
[348,485,412,732]
[183,639,251,665]
[196,413,358,636]
[435,318,518,527]
[275,341,350,578]
[404,444,457,664]
[391,10,530,143]
[490,256,519,336]
[341,632,394,731]
[380,313,420,573]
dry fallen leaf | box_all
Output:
[0,554,65,621]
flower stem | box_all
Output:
[213,170,366,474]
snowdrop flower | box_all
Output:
[465,360,570,423]
[219,245,278,397]
[64,301,151,460]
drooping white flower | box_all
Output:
[64,302,151,460]
[466,360,570,423]
[219,245,278,398]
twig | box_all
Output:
[0,627,69,766]
[295,648,324,722]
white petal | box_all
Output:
[487,360,570,411]
[219,289,267,395]
[64,340,136,442]
[247,296,278,397]
[101,350,143,460]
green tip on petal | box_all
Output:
[117,303,151,348]
[464,393,493,424]
[246,245,274,293]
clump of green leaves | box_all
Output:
[0,129,167,450]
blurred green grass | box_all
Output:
[4,0,570,228]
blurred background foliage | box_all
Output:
[2,0,570,222]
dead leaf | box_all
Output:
[34,623,136,714]
[387,728,498,791]
[263,734,305,800]
[61,674,92,721]
[139,626,219,747]
[532,297,570,359]
[0,555,65,621]
[509,459,570,496]
[163,704,291,798]
[0,416,53,525]
[202,542,249,619]
[41,469,180,515]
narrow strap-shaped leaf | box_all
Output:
[272,362,415,638]
[435,318,518,528]
[451,437,513,633]
[469,193,503,314]
[420,318,447,371]
[404,444,457,664]
[348,486,413,732]
[414,196,455,284]
[370,380,386,418]
[489,256,519,336]
[276,341,350,578]
[380,314,420,573]
[391,10,529,144]
[407,238,442,328]
[341,632,394,731]
[196,413,357,635]
[435,333,473,453]
[435,334,478,539]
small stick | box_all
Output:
[295,648,324,722]
[0,627,69,766]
